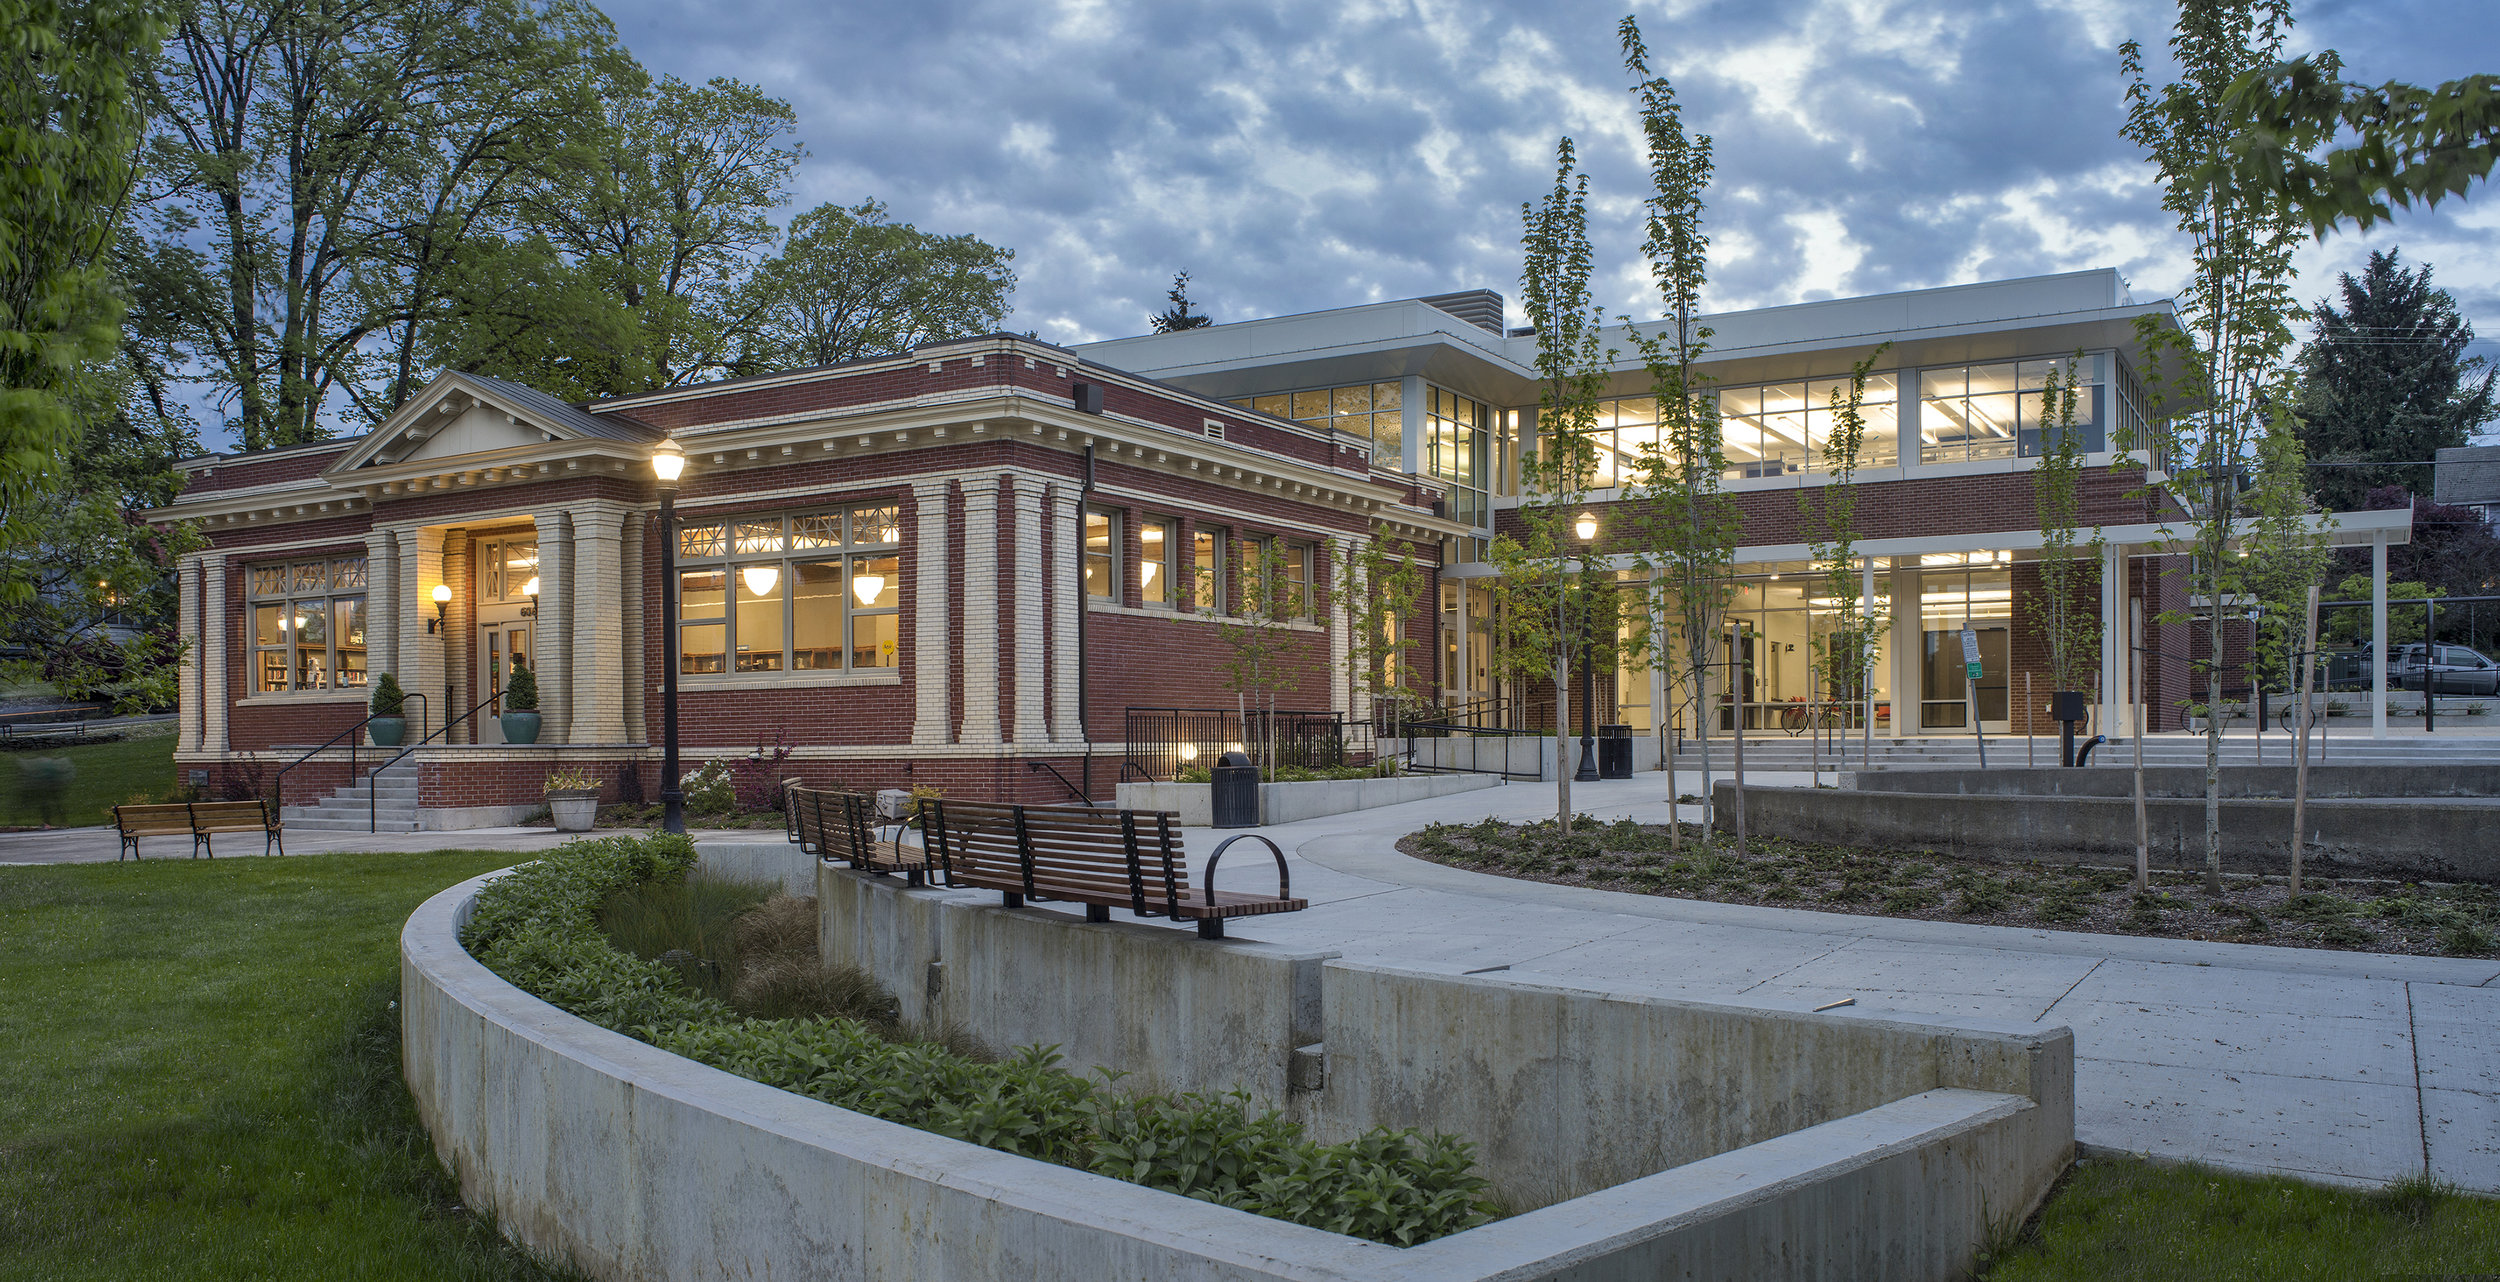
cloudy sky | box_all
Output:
[617,0,2495,379]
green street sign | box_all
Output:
[1965,661,1984,680]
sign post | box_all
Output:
[1961,627,1988,768]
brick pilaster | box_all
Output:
[958,474,1002,745]
[1047,484,1083,744]
[568,502,628,743]
[202,552,229,753]
[910,479,951,745]
[176,554,202,754]
[1011,475,1048,745]
[364,529,399,699]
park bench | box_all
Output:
[789,785,933,885]
[921,800,1304,939]
[112,800,282,861]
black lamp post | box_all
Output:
[1573,511,1600,783]
[652,437,687,834]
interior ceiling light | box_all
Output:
[742,565,781,597]
[851,572,886,606]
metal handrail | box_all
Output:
[1025,759,1102,808]
[361,688,506,831]
[271,693,427,811]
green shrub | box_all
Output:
[461,833,1497,1245]
[369,672,406,717]
[678,759,737,814]
[502,659,539,711]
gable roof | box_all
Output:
[465,373,663,444]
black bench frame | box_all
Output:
[113,800,282,861]
[921,800,1299,939]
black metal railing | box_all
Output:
[1121,706,1349,782]
[271,694,427,812]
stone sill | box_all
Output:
[678,670,903,692]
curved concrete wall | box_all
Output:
[406,871,2067,1280]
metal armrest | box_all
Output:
[1203,833,1290,904]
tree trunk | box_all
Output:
[2204,644,2223,895]
[1553,651,1571,828]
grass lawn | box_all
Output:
[1987,1155,2500,1278]
[0,851,573,1281]
[1,724,180,830]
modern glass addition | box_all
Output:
[249,556,368,692]
[1718,375,1901,478]
[1423,386,1490,529]
[1918,355,2106,465]
[1236,381,1403,461]
[674,505,900,676]
[1916,557,2013,727]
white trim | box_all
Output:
[674,669,902,693]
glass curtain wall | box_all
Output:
[1915,555,2013,728]
[1698,563,1892,734]
[1917,354,2107,464]
[1236,382,1403,464]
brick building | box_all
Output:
[155,269,2409,827]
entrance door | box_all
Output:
[1920,626,2009,732]
[478,621,531,744]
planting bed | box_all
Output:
[1399,816,2500,958]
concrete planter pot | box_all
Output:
[500,710,542,744]
[545,789,599,832]
[368,715,406,747]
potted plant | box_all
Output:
[543,765,601,832]
[368,672,408,746]
[500,659,542,744]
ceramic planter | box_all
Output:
[369,715,406,746]
[501,710,542,744]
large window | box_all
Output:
[1918,355,2106,465]
[675,505,900,676]
[1140,517,1175,607]
[1235,381,1403,462]
[1423,385,1489,528]
[1719,375,1901,478]
[250,556,368,692]
[1084,509,1118,599]
[1193,528,1225,611]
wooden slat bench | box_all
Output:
[790,785,933,885]
[112,800,282,861]
[922,800,1304,939]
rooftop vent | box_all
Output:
[1420,289,1505,334]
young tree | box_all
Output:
[1150,271,1210,333]
[1214,537,1306,776]
[2120,0,2313,892]
[1798,351,1892,770]
[2,0,169,579]
[742,200,1017,369]
[2029,356,2106,707]
[2236,414,2335,707]
[2293,251,2496,510]
[1620,16,1735,845]
[1335,530,1427,747]
[1492,136,1616,828]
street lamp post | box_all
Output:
[651,438,687,834]
[1574,511,1600,783]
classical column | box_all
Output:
[1048,484,1084,744]
[364,530,400,700]
[176,554,202,754]
[910,479,952,746]
[396,527,445,732]
[622,509,646,743]
[532,508,574,742]
[201,553,229,753]
[956,476,1002,746]
[1010,476,1048,745]
[567,503,628,743]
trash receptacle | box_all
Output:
[1598,723,1633,779]
[1211,750,1259,828]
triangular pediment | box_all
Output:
[329,371,634,475]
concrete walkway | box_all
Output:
[1183,773,2498,1195]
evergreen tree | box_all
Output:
[1150,272,1210,333]
[2294,250,2496,510]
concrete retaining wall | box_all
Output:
[402,869,2074,1281]
[1115,772,1501,826]
[1851,763,2500,799]
[695,837,817,896]
[1718,782,2500,881]
[820,865,2072,1216]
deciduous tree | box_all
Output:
[743,200,1016,369]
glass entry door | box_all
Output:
[479,622,531,744]
[1921,625,2008,730]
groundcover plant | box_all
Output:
[1402,816,2499,958]
[460,834,1497,1245]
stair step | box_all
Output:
[284,817,422,834]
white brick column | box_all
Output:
[201,553,229,753]
[1011,476,1048,745]
[910,479,952,746]
[364,530,400,696]
[1338,536,1369,725]
[396,527,446,731]
[622,509,646,743]
[1330,536,1355,718]
[568,502,628,743]
[176,554,202,754]
[532,508,574,742]
[958,475,1002,745]
[1048,484,1083,745]
[2100,542,2128,739]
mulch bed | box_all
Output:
[1397,816,2500,959]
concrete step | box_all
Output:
[283,816,421,834]
[284,804,419,825]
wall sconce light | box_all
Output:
[523,575,540,597]
[428,582,451,633]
